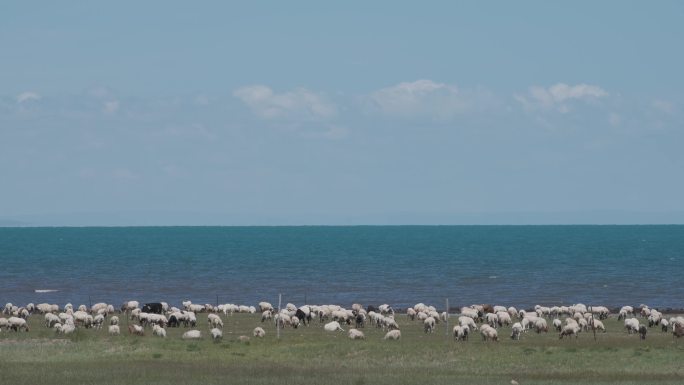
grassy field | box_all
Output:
[1,313,683,385]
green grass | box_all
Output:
[1,313,683,385]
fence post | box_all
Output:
[277,293,282,340]
[445,298,449,339]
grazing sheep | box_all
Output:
[559,324,581,339]
[453,325,469,341]
[383,330,401,340]
[424,317,436,334]
[592,319,606,333]
[324,321,344,332]
[661,319,669,332]
[552,318,562,332]
[259,302,274,312]
[182,330,202,340]
[619,306,634,320]
[480,324,498,341]
[261,310,273,322]
[210,328,223,341]
[93,314,105,330]
[485,313,499,328]
[625,318,640,334]
[60,323,76,335]
[108,325,120,336]
[674,324,684,338]
[0,317,9,331]
[534,318,548,333]
[407,308,417,321]
[511,322,523,340]
[238,335,251,343]
[208,313,223,329]
[291,316,300,329]
[459,316,477,331]
[128,324,144,336]
[152,324,166,338]
[639,325,648,339]
[253,327,266,338]
[121,301,139,313]
[45,313,61,328]
[8,317,29,332]
[110,316,119,325]
[348,328,365,340]
[497,311,512,326]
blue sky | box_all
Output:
[2,1,683,225]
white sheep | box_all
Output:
[324,321,344,332]
[253,327,266,338]
[383,330,401,340]
[458,316,477,331]
[210,328,223,341]
[45,313,61,328]
[182,330,202,340]
[121,301,139,313]
[424,317,436,333]
[511,322,523,340]
[108,325,120,336]
[290,316,300,329]
[507,307,518,319]
[485,313,499,328]
[453,325,468,341]
[534,318,548,333]
[128,324,144,336]
[479,324,498,341]
[497,311,512,326]
[348,328,365,340]
[661,319,670,332]
[208,313,223,329]
[8,316,29,332]
[93,314,105,330]
[0,317,9,331]
[406,308,417,320]
[559,323,581,339]
[383,317,399,331]
[625,318,640,334]
[259,302,273,312]
[60,323,76,335]
[591,319,606,332]
[552,318,562,332]
[152,324,167,338]
[110,316,119,325]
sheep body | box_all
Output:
[182,330,202,340]
[383,330,401,340]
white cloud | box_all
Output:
[515,83,608,112]
[16,91,41,103]
[233,85,336,120]
[652,100,675,114]
[609,113,621,127]
[367,79,471,119]
[103,100,120,114]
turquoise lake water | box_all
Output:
[1,226,682,309]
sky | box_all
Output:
[1,1,684,225]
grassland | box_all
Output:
[1,313,683,385]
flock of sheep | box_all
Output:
[2,300,684,344]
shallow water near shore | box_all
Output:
[1,225,683,308]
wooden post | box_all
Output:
[445,298,449,338]
[277,293,282,339]
[588,305,597,341]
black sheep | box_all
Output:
[142,303,163,314]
